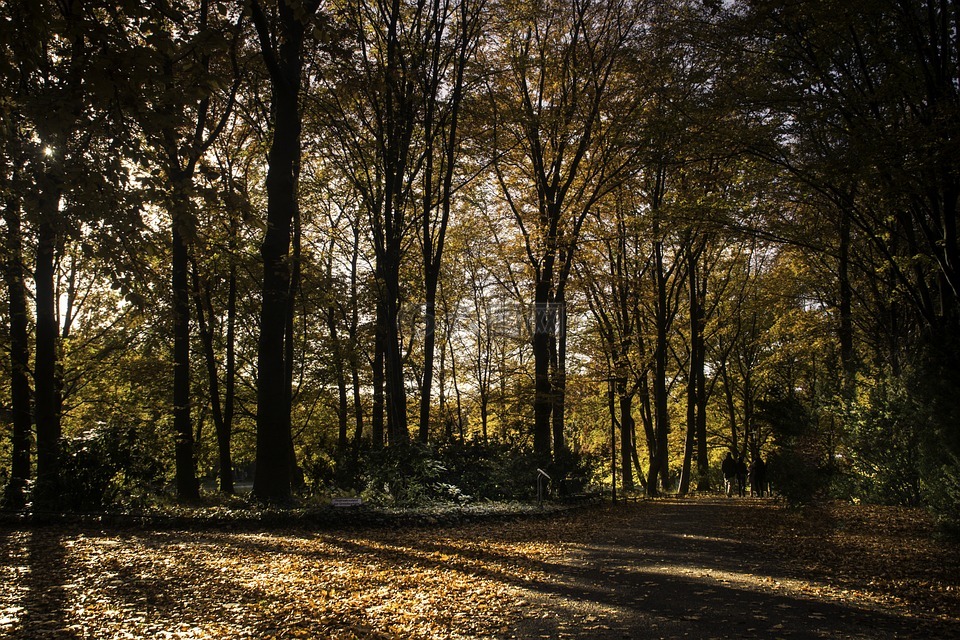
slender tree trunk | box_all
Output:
[331,311,349,451]
[679,244,700,496]
[694,258,709,491]
[34,186,62,507]
[419,0,471,443]
[533,281,553,458]
[420,280,438,443]
[551,293,567,460]
[190,263,233,495]
[3,194,31,509]
[652,237,670,492]
[618,383,635,492]
[839,202,856,401]
[285,205,304,493]
[221,213,238,495]
[720,359,739,454]
[173,191,199,501]
[348,228,364,450]
[695,340,709,491]
[372,295,386,449]
[639,371,658,496]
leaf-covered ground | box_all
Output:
[1,497,957,639]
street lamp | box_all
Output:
[605,375,626,504]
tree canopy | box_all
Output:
[1,0,958,528]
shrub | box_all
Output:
[758,388,829,505]
[360,442,460,506]
[59,421,164,510]
[355,437,597,506]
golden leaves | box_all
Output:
[1,500,957,638]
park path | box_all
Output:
[1,497,958,639]
[500,497,959,639]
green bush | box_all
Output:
[360,442,460,506]
[59,421,164,510]
[767,448,829,505]
[844,384,923,506]
[355,438,596,506]
[758,388,829,505]
[926,455,960,537]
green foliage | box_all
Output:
[912,333,960,534]
[926,454,960,538]
[351,439,595,507]
[434,438,554,502]
[760,390,830,505]
[843,383,923,506]
[58,421,165,511]
[360,442,462,506]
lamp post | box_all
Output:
[605,375,624,504]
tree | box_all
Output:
[416,0,485,444]
[121,0,240,501]
[5,0,142,506]
[484,0,642,462]
[248,0,324,503]
[1,151,31,509]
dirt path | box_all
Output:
[1,498,958,639]
[503,498,960,639]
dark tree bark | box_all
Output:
[190,262,233,495]
[33,184,63,507]
[173,212,198,500]
[651,185,671,493]
[679,241,705,495]
[618,379,635,492]
[249,0,321,503]
[371,298,386,449]
[3,190,31,509]
[532,280,554,458]
[839,199,856,401]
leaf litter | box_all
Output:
[0,499,957,639]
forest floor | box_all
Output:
[0,496,958,639]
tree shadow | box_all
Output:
[6,526,79,639]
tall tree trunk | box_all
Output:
[652,236,670,492]
[839,201,856,401]
[3,193,31,509]
[190,263,233,495]
[285,200,304,493]
[639,371,658,497]
[418,0,471,443]
[173,191,199,501]
[331,309,349,451]
[679,244,701,496]
[221,211,238,495]
[383,265,408,444]
[551,294,567,460]
[372,296,386,449]
[695,333,709,491]
[533,281,554,458]
[348,225,364,451]
[618,382,635,492]
[34,185,62,507]
[420,280,438,443]
[249,0,319,503]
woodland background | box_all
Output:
[1,0,958,530]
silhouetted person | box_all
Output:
[722,452,736,497]
[736,455,748,497]
[750,456,767,497]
